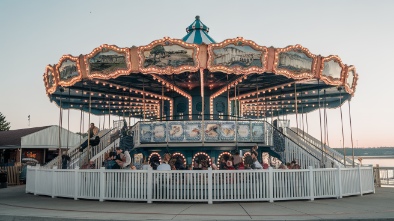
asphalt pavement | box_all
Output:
[0,185,394,220]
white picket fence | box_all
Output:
[26,166,374,204]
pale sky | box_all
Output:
[1,0,393,148]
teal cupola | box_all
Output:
[182,16,216,44]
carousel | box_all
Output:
[43,16,359,169]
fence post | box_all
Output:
[74,166,79,200]
[25,166,31,193]
[52,166,57,198]
[269,167,274,203]
[372,166,376,194]
[309,166,314,201]
[337,167,342,199]
[358,165,363,196]
[34,165,39,196]
[375,164,381,188]
[99,167,105,202]
[208,167,213,204]
[147,167,152,203]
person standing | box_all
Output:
[61,151,70,169]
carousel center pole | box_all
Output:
[143,81,146,121]
[294,82,299,135]
[317,80,324,168]
[86,87,91,165]
[200,68,205,146]
[339,87,346,167]
[58,88,63,168]
[348,99,355,167]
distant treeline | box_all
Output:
[333,147,394,156]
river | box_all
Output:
[356,156,394,167]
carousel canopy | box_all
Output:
[182,16,215,44]
[43,17,358,120]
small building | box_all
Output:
[0,125,82,166]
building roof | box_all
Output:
[182,16,216,44]
[0,126,51,147]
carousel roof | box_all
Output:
[43,17,358,120]
[182,16,215,44]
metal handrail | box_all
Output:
[44,128,114,169]
[287,127,354,166]
[286,128,344,166]
[69,128,117,169]
[264,123,321,163]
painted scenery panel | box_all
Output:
[237,122,251,141]
[89,50,127,74]
[323,60,342,79]
[169,122,184,142]
[139,123,152,142]
[213,44,262,68]
[278,50,313,74]
[47,71,55,87]
[152,123,166,142]
[143,45,194,68]
[251,122,265,143]
[59,60,79,81]
[204,122,220,141]
[219,122,235,141]
[185,122,201,141]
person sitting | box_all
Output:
[142,160,151,170]
[79,123,100,152]
[226,156,235,170]
[119,150,131,168]
[237,162,245,170]
[157,153,171,171]
[293,162,301,169]
[251,152,263,169]
[81,160,96,169]
[251,145,258,158]
[219,158,228,170]
[233,152,242,169]
[114,147,126,168]
[278,163,288,169]
[157,160,171,170]
[102,150,120,170]
[129,163,137,170]
[243,154,253,169]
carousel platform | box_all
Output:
[0,185,393,221]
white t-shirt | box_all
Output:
[157,163,171,171]
[254,161,263,169]
[142,164,151,170]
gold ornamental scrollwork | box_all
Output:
[44,65,57,94]
[344,65,358,96]
[319,55,346,86]
[55,54,82,87]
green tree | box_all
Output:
[0,112,11,131]
[150,45,165,62]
